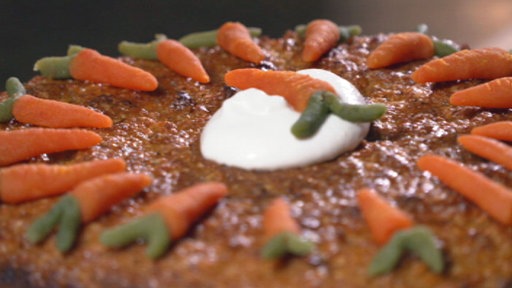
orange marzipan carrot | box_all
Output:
[69,48,158,91]
[72,172,152,223]
[0,128,102,166]
[302,19,340,62]
[216,21,265,64]
[12,94,113,128]
[224,68,336,111]
[0,158,126,204]
[471,121,512,142]
[263,197,300,241]
[146,182,228,240]
[356,188,414,245]
[411,47,512,83]
[156,39,210,83]
[417,154,512,225]
[367,32,434,69]
[458,134,512,170]
[450,77,512,108]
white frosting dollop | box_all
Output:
[200,69,370,170]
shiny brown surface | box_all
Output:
[1,32,512,287]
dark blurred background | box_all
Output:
[1,0,511,83]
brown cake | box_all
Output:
[1,24,512,288]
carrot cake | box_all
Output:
[0,20,512,288]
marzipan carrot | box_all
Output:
[224,68,336,111]
[70,48,158,91]
[458,135,512,170]
[263,197,300,241]
[156,39,210,83]
[100,182,228,259]
[146,182,228,240]
[302,19,340,62]
[450,77,512,108]
[12,95,113,128]
[0,77,26,123]
[417,154,512,225]
[216,22,265,64]
[179,27,262,49]
[0,128,102,166]
[411,47,512,83]
[471,121,512,141]
[119,36,210,83]
[260,197,314,259]
[26,172,152,252]
[367,32,434,69]
[72,173,152,223]
[0,158,126,204]
[357,188,414,245]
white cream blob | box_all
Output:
[200,69,370,170]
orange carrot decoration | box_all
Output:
[118,35,210,83]
[357,188,414,245]
[0,128,102,166]
[12,94,113,128]
[70,48,158,91]
[417,154,512,225]
[471,121,512,142]
[156,39,210,83]
[302,19,340,62]
[216,22,265,64]
[72,173,152,223]
[450,77,512,108]
[34,46,158,91]
[224,68,336,111]
[458,135,512,170]
[411,47,512,83]
[26,172,152,252]
[0,158,126,204]
[146,182,227,240]
[101,182,228,259]
[367,32,434,69]
[260,197,314,259]
[262,197,300,240]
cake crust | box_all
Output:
[1,32,512,288]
